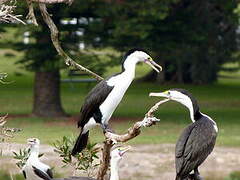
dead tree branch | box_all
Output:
[97,99,169,180]
[0,114,21,140]
[31,0,73,4]
[38,3,103,81]
[0,1,25,24]
[26,0,38,26]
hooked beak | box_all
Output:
[145,58,162,73]
[119,145,131,156]
[149,91,170,99]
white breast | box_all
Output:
[100,72,133,124]
[24,156,50,180]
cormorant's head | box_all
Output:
[111,145,131,163]
[27,138,40,148]
[149,88,200,121]
[122,48,162,73]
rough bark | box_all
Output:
[32,70,67,117]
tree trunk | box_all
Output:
[32,70,67,117]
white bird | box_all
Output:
[54,146,131,180]
[72,48,162,155]
[22,138,53,180]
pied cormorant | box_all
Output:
[150,88,218,180]
[54,146,130,180]
[71,48,162,155]
[22,138,53,180]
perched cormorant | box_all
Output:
[54,146,130,180]
[72,48,162,155]
[149,88,218,180]
[22,138,53,180]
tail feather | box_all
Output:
[175,175,188,180]
[71,131,89,155]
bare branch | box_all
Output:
[38,3,103,81]
[0,114,21,140]
[0,1,25,24]
[97,99,169,180]
[26,0,38,26]
[31,0,74,4]
[146,98,170,117]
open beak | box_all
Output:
[145,59,162,73]
[149,91,170,99]
[119,145,131,156]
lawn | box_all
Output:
[1,48,240,180]
[1,47,240,147]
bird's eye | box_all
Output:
[147,57,151,60]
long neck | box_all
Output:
[29,146,39,160]
[110,159,120,180]
[122,56,138,79]
[179,98,201,122]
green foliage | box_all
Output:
[13,148,30,169]
[4,1,118,75]
[0,170,25,180]
[225,171,240,180]
[12,148,44,169]
[53,136,100,176]
[96,0,238,84]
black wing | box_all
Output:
[46,168,53,178]
[53,176,95,180]
[32,166,52,180]
[78,78,114,127]
[175,119,217,176]
[22,170,26,179]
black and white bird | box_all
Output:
[149,89,218,180]
[22,138,53,180]
[71,48,162,155]
[54,146,130,180]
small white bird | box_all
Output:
[53,146,131,180]
[22,138,53,180]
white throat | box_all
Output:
[122,56,140,77]
[175,96,195,123]
[110,159,120,180]
[29,146,39,160]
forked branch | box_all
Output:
[97,99,169,180]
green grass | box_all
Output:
[1,47,240,147]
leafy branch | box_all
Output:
[13,147,44,169]
[53,136,100,177]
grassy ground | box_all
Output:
[1,47,240,147]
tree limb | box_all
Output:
[0,114,21,140]
[97,99,169,180]
[0,1,25,24]
[31,0,73,4]
[38,3,103,81]
[26,0,38,26]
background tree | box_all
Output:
[7,1,114,117]
[98,0,238,84]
